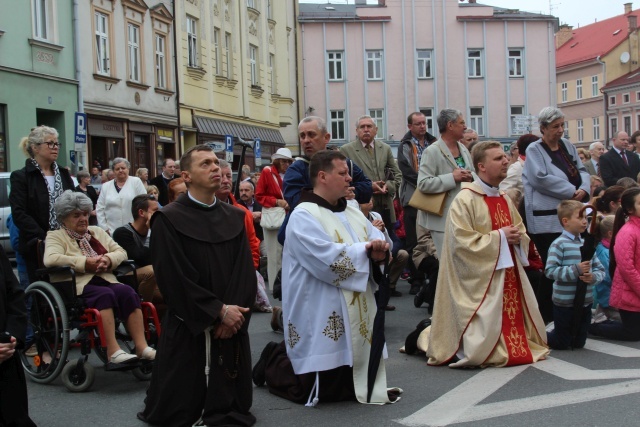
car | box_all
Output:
[0,172,13,256]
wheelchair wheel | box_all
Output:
[132,362,153,381]
[61,358,95,392]
[20,281,70,384]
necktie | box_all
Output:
[366,144,373,157]
[621,151,629,166]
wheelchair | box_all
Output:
[18,257,162,392]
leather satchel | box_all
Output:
[408,190,448,216]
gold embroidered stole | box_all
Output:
[296,202,390,404]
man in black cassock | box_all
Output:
[139,144,257,426]
[0,246,37,427]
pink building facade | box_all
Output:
[298,1,558,147]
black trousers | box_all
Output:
[402,206,424,283]
[529,232,561,324]
[0,355,37,427]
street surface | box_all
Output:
[26,279,640,426]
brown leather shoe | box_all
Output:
[384,305,396,311]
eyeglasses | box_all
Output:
[40,141,60,149]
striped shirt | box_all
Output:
[545,230,605,307]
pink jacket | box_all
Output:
[610,216,640,312]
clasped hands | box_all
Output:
[85,255,112,273]
[501,225,522,245]
[215,305,250,339]
[0,336,16,364]
[366,239,390,262]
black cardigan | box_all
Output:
[9,160,74,254]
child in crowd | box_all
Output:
[146,185,162,208]
[589,188,640,341]
[592,215,620,322]
[360,198,408,308]
[545,200,605,350]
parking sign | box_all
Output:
[74,112,87,144]
[254,138,261,167]
[225,135,233,163]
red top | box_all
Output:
[255,165,284,208]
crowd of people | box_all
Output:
[4,106,640,425]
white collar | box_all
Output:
[561,229,583,243]
[187,191,217,207]
[475,178,500,197]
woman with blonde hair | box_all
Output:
[9,125,75,281]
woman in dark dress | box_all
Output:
[9,125,75,282]
[75,170,99,225]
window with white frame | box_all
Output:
[508,49,523,77]
[561,82,568,102]
[610,95,616,106]
[624,116,631,134]
[510,106,524,135]
[249,45,258,86]
[576,79,583,100]
[419,108,435,136]
[187,16,198,68]
[247,0,255,8]
[269,53,276,93]
[467,50,483,78]
[33,0,51,41]
[327,51,344,81]
[369,109,385,140]
[330,110,345,140]
[593,117,600,141]
[95,11,110,75]
[155,34,166,88]
[611,117,618,137]
[213,28,221,75]
[267,0,273,20]
[592,75,599,97]
[225,32,232,78]
[367,51,383,80]
[577,119,584,142]
[469,107,484,136]
[624,93,631,104]
[127,23,141,82]
[417,50,433,79]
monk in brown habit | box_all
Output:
[139,145,256,426]
[419,141,549,368]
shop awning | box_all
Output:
[194,116,285,145]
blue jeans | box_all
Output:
[547,304,591,350]
[18,270,33,343]
[588,309,640,341]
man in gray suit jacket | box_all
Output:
[340,116,402,226]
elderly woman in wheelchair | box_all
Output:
[43,190,155,366]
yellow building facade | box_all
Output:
[176,0,299,169]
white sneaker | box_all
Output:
[545,321,555,333]
[592,312,607,324]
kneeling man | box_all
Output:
[255,150,400,405]
[422,141,549,368]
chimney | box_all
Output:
[556,24,574,49]
[625,3,633,14]
[630,14,638,32]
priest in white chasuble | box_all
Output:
[421,141,549,368]
[258,150,401,406]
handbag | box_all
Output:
[260,206,286,230]
[260,166,287,230]
[408,190,448,216]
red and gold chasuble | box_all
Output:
[484,195,534,366]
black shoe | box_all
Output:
[390,290,402,297]
[384,304,396,311]
[404,318,432,355]
[252,341,279,387]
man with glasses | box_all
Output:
[112,194,164,318]
[149,158,177,206]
